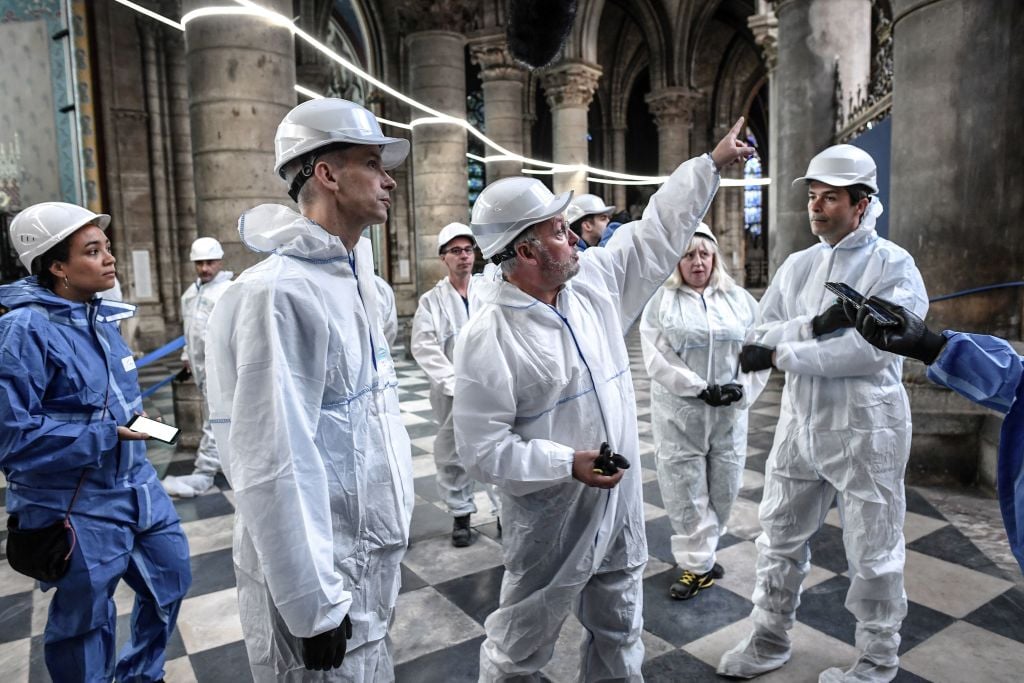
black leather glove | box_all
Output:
[593,442,631,475]
[699,384,723,406]
[719,383,744,406]
[812,301,856,337]
[739,344,775,373]
[301,614,353,671]
[854,297,947,365]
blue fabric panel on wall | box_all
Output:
[849,117,892,239]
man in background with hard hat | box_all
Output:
[566,193,615,250]
[411,223,499,547]
[204,98,413,681]
[163,236,233,498]
[719,145,928,683]
[453,119,753,681]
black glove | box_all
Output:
[301,614,353,671]
[700,383,744,407]
[739,344,775,373]
[812,301,856,337]
[699,384,723,406]
[593,442,631,476]
[719,383,744,406]
[854,297,947,365]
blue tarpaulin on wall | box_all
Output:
[848,117,892,239]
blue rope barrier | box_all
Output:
[137,336,186,399]
[141,373,176,399]
[930,281,1024,303]
[137,336,185,369]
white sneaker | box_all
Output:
[717,629,792,679]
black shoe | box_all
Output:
[670,569,715,600]
[452,514,472,547]
[710,562,725,579]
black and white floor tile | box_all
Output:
[2,332,1023,681]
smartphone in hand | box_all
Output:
[824,282,901,327]
[126,415,181,445]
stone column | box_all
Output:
[541,61,602,196]
[469,34,527,182]
[164,32,198,290]
[182,0,296,270]
[768,0,870,273]
[645,87,701,175]
[610,126,627,211]
[141,25,178,323]
[407,30,469,295]
[889,0,1024,338]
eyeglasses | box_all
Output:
[443,247,475,256]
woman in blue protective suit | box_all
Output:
[853,297,1024,577]
[0,202,191,682]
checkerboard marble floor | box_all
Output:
[2,332,1023,682]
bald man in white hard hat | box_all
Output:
[163,237,233,498]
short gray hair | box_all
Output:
[499,227,540,277]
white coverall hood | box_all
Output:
[206,203,413,681]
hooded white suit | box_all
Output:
[719,199,928,682]
[205,204,414,682]
[179,269,233,474]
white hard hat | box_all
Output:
[9,202,111,273]
[437,222,475,254]
[792,144,878,194]
[190,236,224,261]
[692,222,717,244]
[470,177,573,260]
[274,98,410,199]
[565,194,615,225]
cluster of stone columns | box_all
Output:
[751,0,1024,338]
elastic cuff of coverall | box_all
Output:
[702,152,721,174]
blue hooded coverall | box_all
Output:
[0,278,191,682]
[926,331,1024,575]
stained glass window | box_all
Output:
[467,89,485,206]
[743,134,763,238]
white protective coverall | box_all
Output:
[411,276,498,516]
[719,199,928,682]
[640,280,765,574]
[374,274,398,347]
[205,204,414,682]
[453,155,720,681]
[179,269,233,474]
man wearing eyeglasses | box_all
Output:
[411,223,499,547]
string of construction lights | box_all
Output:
[113,0,769,188]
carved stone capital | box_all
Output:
[540,61,602,110]
[747,11,779,72]
[468,35,527,83]
[644,88,702,128]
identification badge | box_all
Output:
[122,355,137,372]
